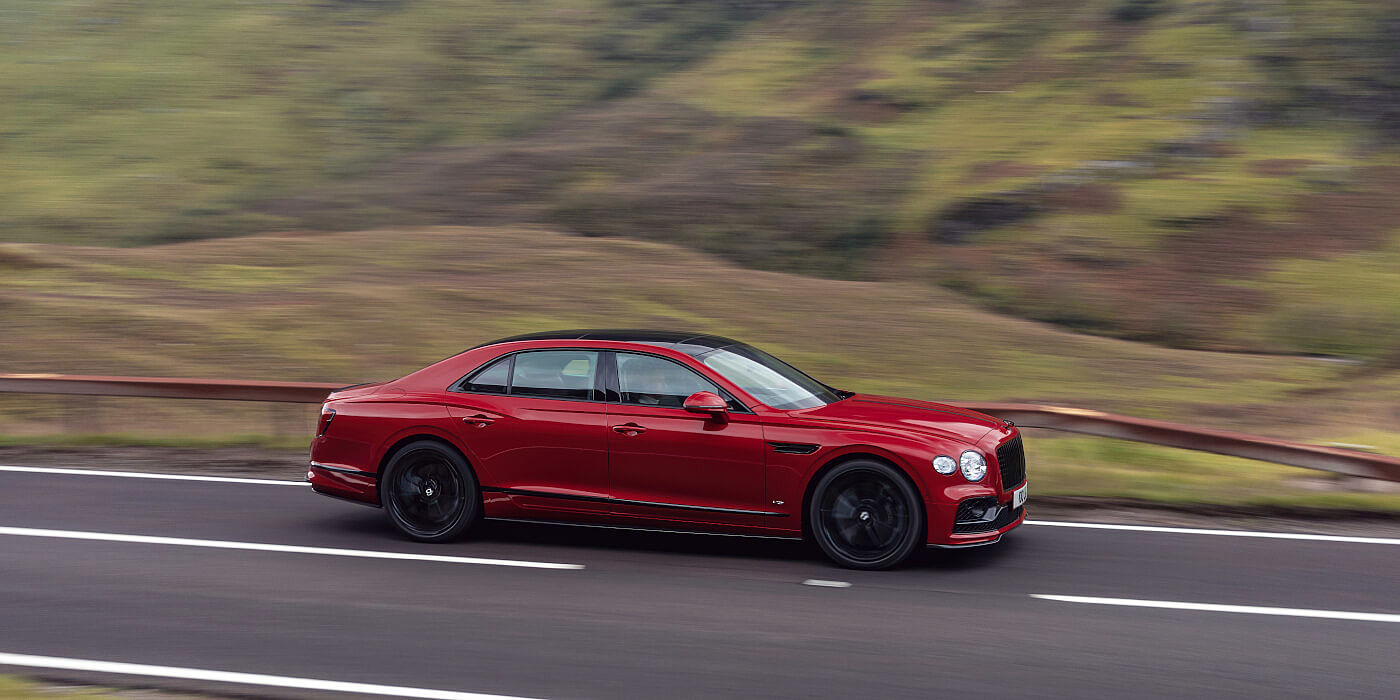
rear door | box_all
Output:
[445,350,610,518]
[604,351,769,526]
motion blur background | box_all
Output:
[2,0,1398,509]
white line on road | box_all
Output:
[7,466,1399,547]
[1026,520,1400,546]
[802,579,853,588]
[0,464,306,486]
[1031,594,1400,623]
[0,526,584,570]
[0,652,543,700]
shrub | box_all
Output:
[1113,0,1166,23]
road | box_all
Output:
[0,466,1396,699]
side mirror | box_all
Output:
[683,391,728,420]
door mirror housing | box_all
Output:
[683,391,728,420]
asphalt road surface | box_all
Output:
[0,466,1396,699]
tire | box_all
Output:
[808,459,924,570]
[381,440,480,542]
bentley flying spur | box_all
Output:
[308,330,1027,569]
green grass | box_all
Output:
[1028,435,1400,511]
[0,675,202,700]
[0,0,787,245]
[1247,234,1400,358]
[0,225,1363,406]
[5,0,1400,354]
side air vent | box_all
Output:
[767,441,820,455]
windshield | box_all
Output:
[699,344,844,410]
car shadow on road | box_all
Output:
[319,509,1017,571]
[477,519,815,563]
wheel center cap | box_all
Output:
[423,480,438,498]
[858,510,872,522]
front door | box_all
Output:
[605,352,768,526]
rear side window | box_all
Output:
[463,356,511,394]
[511,351,598,400]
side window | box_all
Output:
[616,353,722,409]
[511,351,598,400]
[463,356,511,394]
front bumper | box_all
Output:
[926,485,1026,546]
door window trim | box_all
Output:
[604,350,752,414]
[449,347,753,412]
[449,348,608,403]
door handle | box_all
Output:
[612,423,646,436]
[462,414,495,428]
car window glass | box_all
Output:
[511,351,598,400]
[463,356,511,394]
[616,353,719,409]
[699,344,838,409]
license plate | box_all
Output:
[1012,483,1028,509]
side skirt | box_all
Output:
[485,517,803,541]
[481,486,789,518]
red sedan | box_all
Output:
[308,330,1027,569]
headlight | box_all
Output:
[933,455,957,475]
[960,450,987,482]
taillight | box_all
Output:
[317,406,336,436]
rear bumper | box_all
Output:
[307,462,380,506]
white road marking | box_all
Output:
[0,526,583,570]
[0,652,543,700]
[0,464,305,486]
[6,466,1398,548]
[1031,595,1400,623]
[1026,520,1400,546]
[802,579,852,588]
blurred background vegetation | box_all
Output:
[2,0,1399,508]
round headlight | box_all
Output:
[932,455,957,475]
[960,450,987,482]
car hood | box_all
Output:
[791,394,1003,445]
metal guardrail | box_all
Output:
[3,373,1398,482]
[958,402,1400,483]
[0,374,342,404]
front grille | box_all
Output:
[953,504,1023,533]
[996,435,1026,489]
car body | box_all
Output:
[308,330,1026,568]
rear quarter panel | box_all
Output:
[310,392,470,504]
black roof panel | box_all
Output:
[475,329,742,356]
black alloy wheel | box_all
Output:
[382,440,479,542]
[810,459,924,570]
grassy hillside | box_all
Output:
[5,0,1400,358]
[3,226,1400,508]
[0,0,796,243]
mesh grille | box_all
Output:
[952,504,1023,534]
[996,435,1026,490]
[954,497,998,524]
